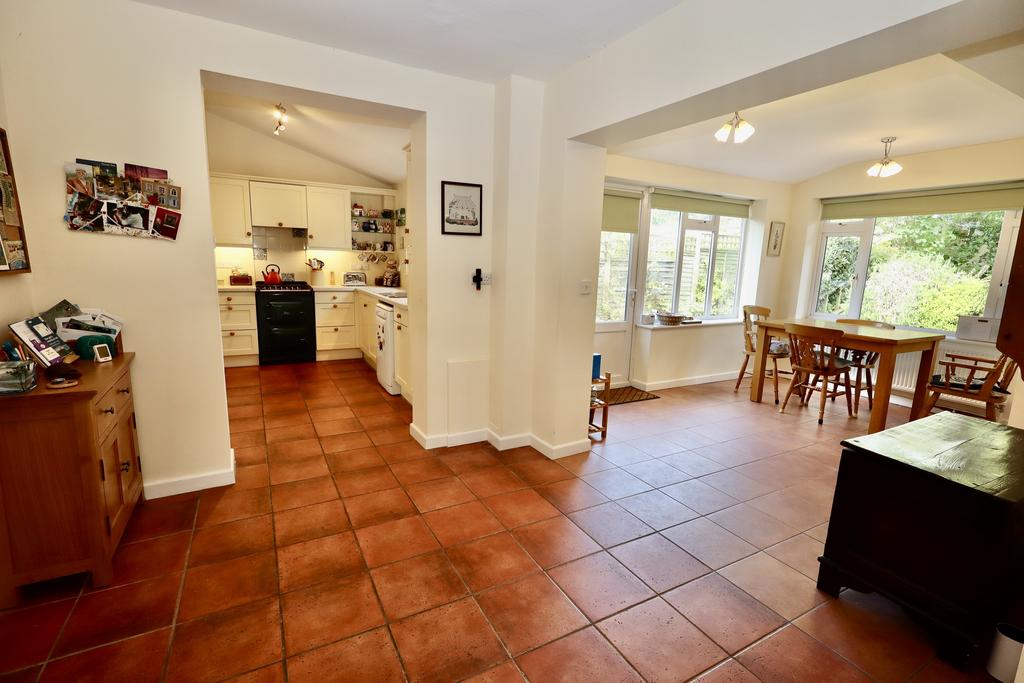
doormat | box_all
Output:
[603,386,660,406]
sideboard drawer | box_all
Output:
[94,386,119,442]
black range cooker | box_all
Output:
[255,280,316,365]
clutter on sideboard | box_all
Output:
[0,299,125,394]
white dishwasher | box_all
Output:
[375,302,401,395]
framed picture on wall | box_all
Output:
[441,181,482,236]
[767,221,786,257]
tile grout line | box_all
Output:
[158,489,202,682]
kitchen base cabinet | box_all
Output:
[395,319,411,399]
[219,290,259,367]
[0,354,143,607]
[357,291,377,366]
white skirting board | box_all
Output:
[631,370,736,391]
[411,422,590,460]
[143,451,236,499]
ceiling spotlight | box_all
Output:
[714,112,755,144]
[867,136,902,177]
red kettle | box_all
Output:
[262,264,282,285]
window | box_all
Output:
[595,231,634,323]
[643,210,745,319]
[812,209,1020,331]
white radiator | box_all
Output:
[892,338,1006,415]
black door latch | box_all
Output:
[472,268,483,291]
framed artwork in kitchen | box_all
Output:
[441,181,482,236]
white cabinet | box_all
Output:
[249,181,308,228]
[219,304,257,331]
[315,302,355,327]
[316,326,357,351]
[395,318,410,398]
[222,329,258,356]
[314,291,357,352]
[357,292,377,363]
[217,290,258,363]
[209,176,253,246]
[306,186,351,250]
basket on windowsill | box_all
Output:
[656,311,691,326]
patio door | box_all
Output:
[594,229,639,386]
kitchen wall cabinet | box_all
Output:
[0,355,142,606]
[209,176,253,246]
[395,317,411,398]
[249,181,308,228]
[306,186,351,250]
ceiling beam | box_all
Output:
[574,0,1024,148]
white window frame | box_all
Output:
[810,209,1021,331]
[646,209,747,320]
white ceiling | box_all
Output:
[611,54,1024,183]
[136,0,684,82]
[202,74,413,185]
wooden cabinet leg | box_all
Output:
[815,562,843,597]
[91,558,113,589]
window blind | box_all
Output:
[651,189,752,219]
[602,190,642,233]
[820,181,1024,220]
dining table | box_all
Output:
[750,318,946,433]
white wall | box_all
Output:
[0,0,494,494]
[205,112,391,188]
[783,138,1024,318]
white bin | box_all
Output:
[988,623,1024,683]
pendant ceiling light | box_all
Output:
[866,136,902,177]
[714,111,755,144]
[272,103,289,136]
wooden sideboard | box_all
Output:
[0,353,142,605]
[819,412,1024,667]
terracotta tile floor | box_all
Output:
[0,361,999,681]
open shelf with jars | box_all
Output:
[351,191,397,252]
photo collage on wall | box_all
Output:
[63,159,183,241]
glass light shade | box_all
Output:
[878,160,902,177]
[714,121,733,142]
[733,119,755,143]
[273,127,281,136]
[867,159,902,177]
[281,114,289,123]
[273,109,282,120]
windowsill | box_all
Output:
[635,318,742,330]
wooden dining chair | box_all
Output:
[735,305,789,404]
[779,323,854,425]
[834,318,896,416]
[925,352,1017,421]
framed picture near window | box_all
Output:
[767,221,785,257]
[441,181,482,236]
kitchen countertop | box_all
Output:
[217,284,407,307]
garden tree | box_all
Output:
[817,236,859,313]
[871,211,1003,278]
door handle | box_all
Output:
[120,462,130,473]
